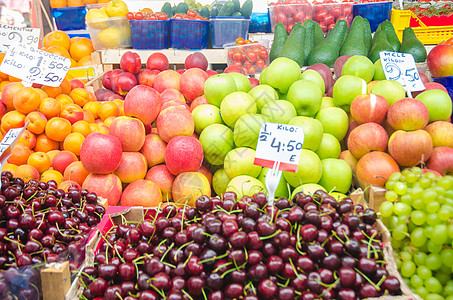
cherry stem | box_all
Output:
[213,261,232,273]
[376,274,387,288]
[199,251,228,264]
[367,231,378,260]
[182,289,194,300]
[115,291,124,300]
[201,287,208,300]
[160,242,174,262]
[183,252,193,268]
[259,229,281,240]
[354,267,381,291]
[221,262,246,278]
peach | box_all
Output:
[179,68,209,102]
[80,133,122,174]
[153,70,181,93]
[60,103,85,124]
[160,88,185,104]
[156,106,194,143]
[172,172,210,207]
[51,150,78,174]
[58,180,82,192]
[14,164,40,182]
[69,79,84,90]
[63,161,90,186]
[82,173,123,206]
[114,152,148,183]
[124,85,162,125]
[69,88,96,107]
[1,82,24,109]
[18,130,37,149]
[145,165,175,202]
[137,69,160,87]
[165,136,203,175]
[120,179,162,207]
[109,116,146,151]
[140,134,166,167]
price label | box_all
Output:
[254,122,305,172]
[0,44,70,87]
[379,51,425,92]
[0,24,40,52]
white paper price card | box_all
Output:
[0,24,40,52]
[0,44,70,87]
[379,51,425,92]
[254,122,305,172]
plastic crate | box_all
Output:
[130,20,170,50]
[268,3,313,33]
[391,9,453,44]
[86,16,131,50]
[66,29,91,39]
[51,6,87,31]
[249,13,271,33]
[210,16,251,48]
[353,1,392,32]
[225,40,270,75]
[170,19,209,50]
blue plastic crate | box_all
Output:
[432,76,453,121]
[51,6,87,31]
[353,1,392,32]
[130,20,170,50]
[210,16,250,48]
[249,13,271,33]
[170,19,209,50]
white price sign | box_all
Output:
[0,24,40,52]
[0,44,70,87]
[254,122,305,172]
[379,51,425,92]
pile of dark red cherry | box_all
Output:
[80,190,402,300]
[0,171,105,300]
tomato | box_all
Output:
[256,59,265,69]
[323,14,335,25]
[246,50,257,63]
[127,12,134,20]
[276,12,288,25]
[157,13,167,20]
[149,14,157,20]
[233,61,242,68]
[328,22,336,30]
[315,10,328,22]
[331,6,341,18]
[342,5,352,16]
[259,50,268,59]
[135,12,143,20]
[236,37,245,45]
[227,50,234,60]
[244,61,253,69]
[293,10,305,22]
[233,51,243,62]
[248,66,256,74]
[319,23,328,32]
[187,10,197,18]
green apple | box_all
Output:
[316,107,349,141]
[192,104,224,134]
[287,80,323,117]
[300,69,326,95]
[288,116,323,151]
[371,80,406,106]
[320,97,336,110]
[220,92,257,128]
[226,175,266,199]
[261,100,297,124]
[259,67,269,85]
[415,89,453,122]
[204,74,237,107]
[213,168,230,196]
[258,167,289,199]
[315,133,341,160]
[248,84,278,112]
[283,149,322,187]
[341,55,375,83]
[199,124,235,165]
[266,57,301,94]
[373,59,386,80]
[291,183,326,198]
[227,72,252,93]
[224,147,262,179]
[234,114,269,149]
[333,75,367,112]
[278,91,288,100]
[318,158,352,194]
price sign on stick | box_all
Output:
[0,24,40,52]
[0,44,70,87]
[379,51,425,92]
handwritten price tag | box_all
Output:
[0,44,70,87]
[379,51,425,92]
[0,24,40,52]
[254,122,305,172]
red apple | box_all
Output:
[179,68,209,102]
[112,72,137,96]
[82,173,122,206]
[206,70,218,77]
[412,81,449,97]
[51,151,78,174]
[356,151,400,188]
[339,150,358,173]
[102,69,122,90]
[120,51,142,74]
[185,52,208,71]
[224,65,246,75]
[350,93,389,124]
[419,72,429,84]
[307,63,334,92]
[109,116,146,152]
[427,44,453,78]
[426,146,453,175]
[347,123,388,159]
[137,69,160,87]
[421,169,442,177]
[249,78,260,89]
[388,129,433,167]
[106,93,124,101]
[165,136,203,175]
[334,55,351,79]
[94,88,114,102]
[161,88,185,104]
[124,85,162,125]
[387,98,429,131]
[80,132,123,174]
[425,121,453,148]
[153,70,181,93]
[146,52,169,71]
[176,69,186,75]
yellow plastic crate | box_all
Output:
[67,66,97,81]
[391,9,453,45]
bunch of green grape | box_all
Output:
[379,167,453,300]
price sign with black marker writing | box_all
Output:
[254,122,305,172]
[379,51,425,92]
[0,24,40,52]
[0,44,70,87]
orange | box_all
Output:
[72,120,91,137]
[0,81,10,92]
[18,130,37,149]
[67,0,83,6]
[43,30,70,50]
[40,85,62,98]
[103,116,116,127]
[35,88,48,100]
[27,152,51,174]
[1,82,24,109]
[49,0,67,8]
[13,87,41,114]
[77,55,93,67]
[46,45,71,59]
[7,143,31,165]
[8,75,21,82]
[34,133,59,152]
[40,170,63,185]
[83,101,100,119]
[45,117,72,142]
[70,58,77,68]
[63,132,85,156]
[14,164,40,182]
[98,101,120,121]
[82,109,95,123]
[69,88,95,107]
[70,37,94,61]
[83,0,97,4]
[56,94,74,105]
[2,163,17,173]
[24,111,48,135]
[95,124,110,134]
[1,111,26,134]
[39,97,62,119]
[59,78,71,94]
[63,161,89,185]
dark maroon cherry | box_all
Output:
[258,278,277,298]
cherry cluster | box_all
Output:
[80,190,401,300]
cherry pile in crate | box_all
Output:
[79,191,402,300]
